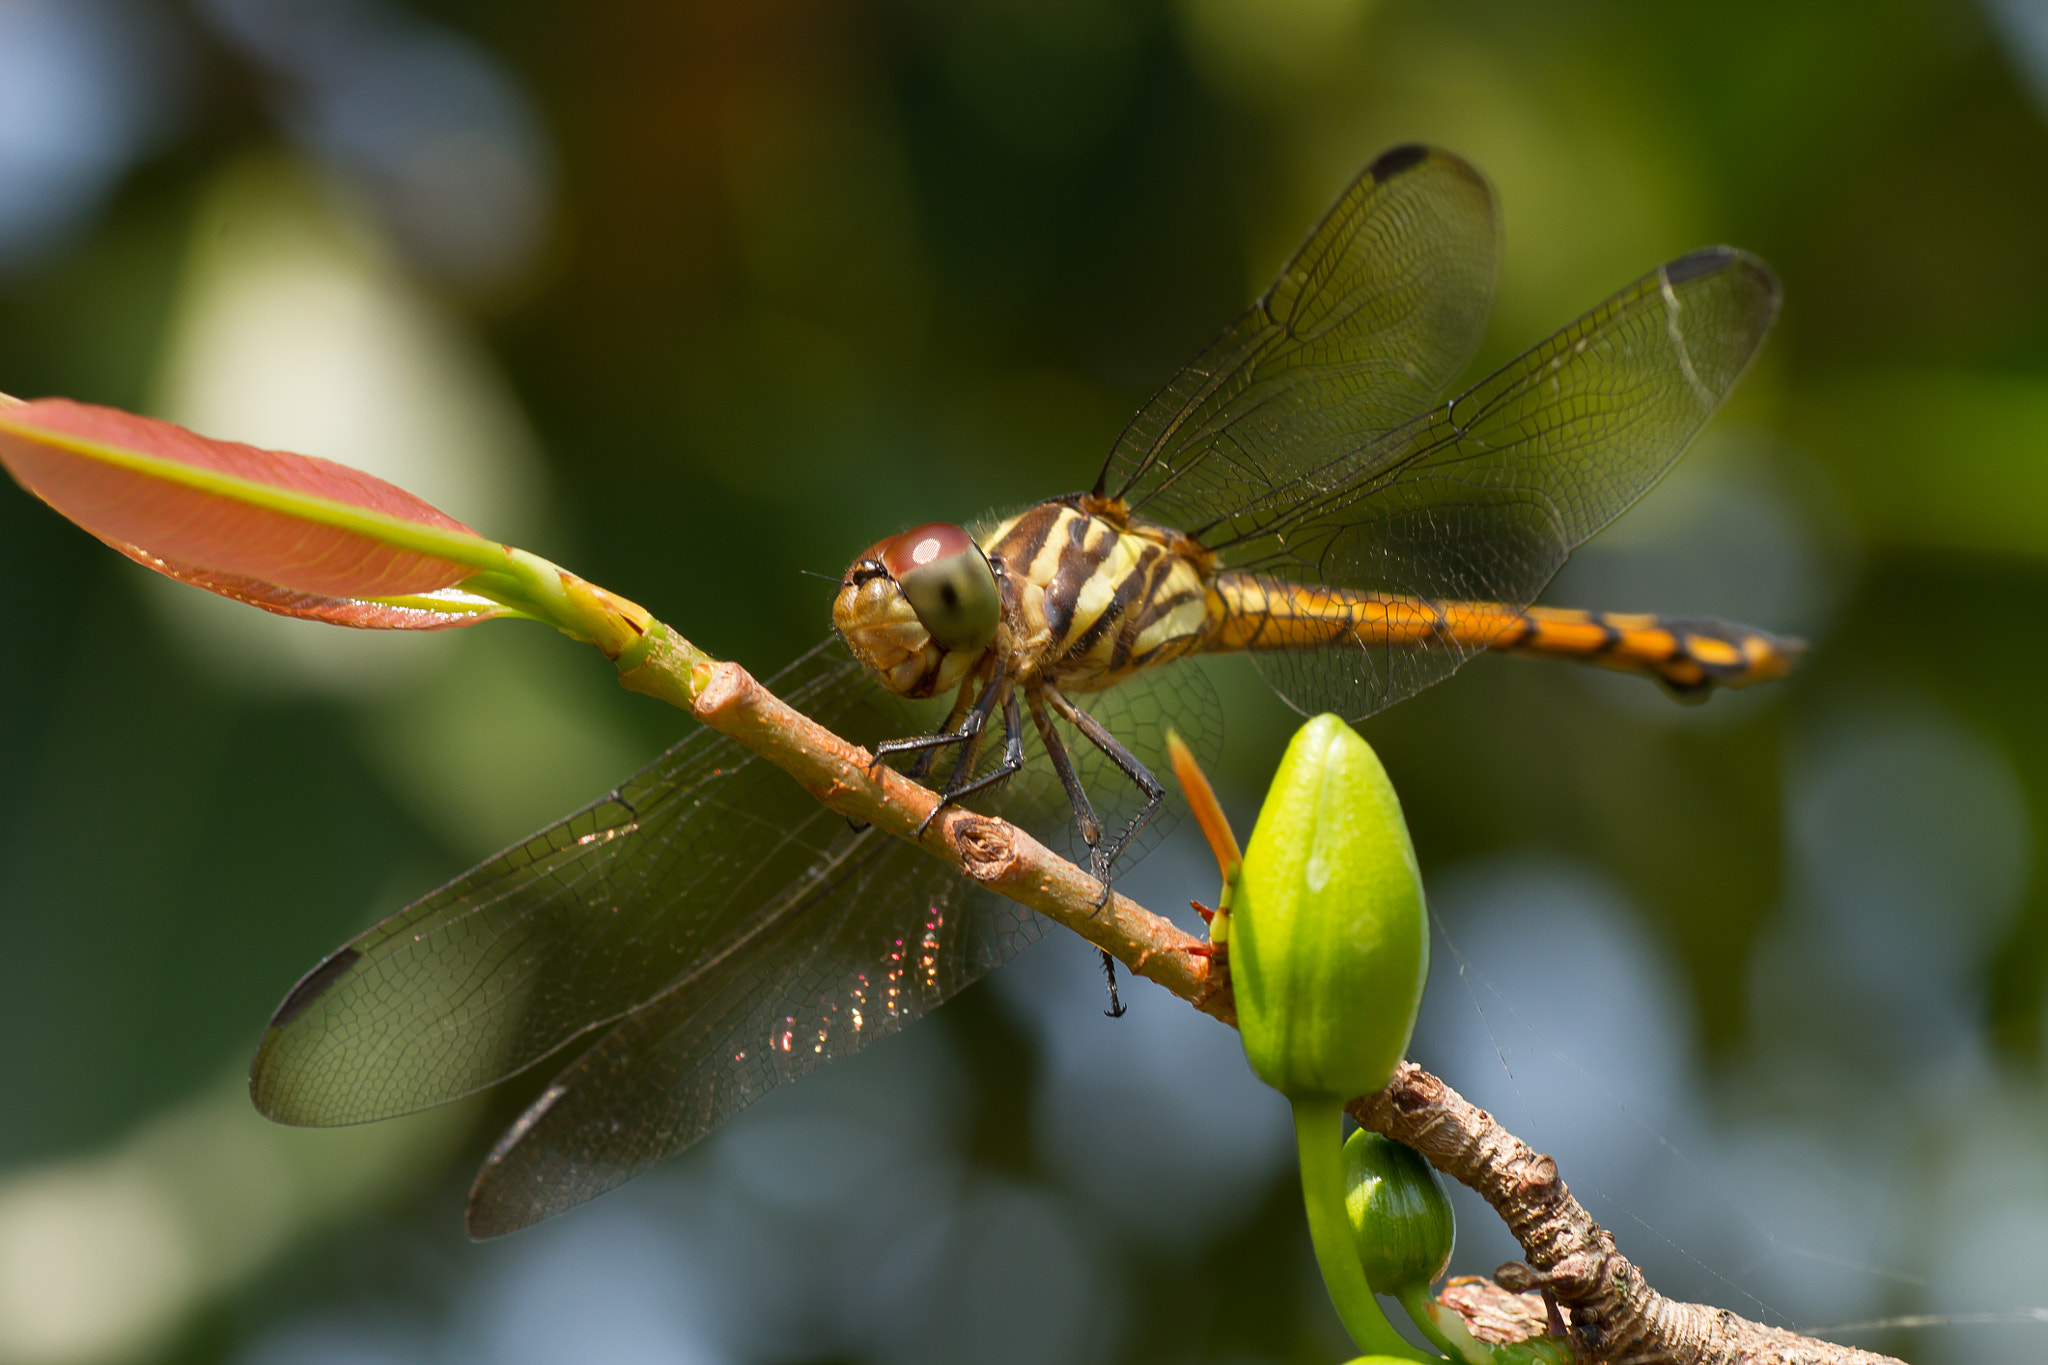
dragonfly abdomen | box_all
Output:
[1501,605,1803,695]
[1201,572,1801,696]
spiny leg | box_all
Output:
[870,678,985,780]
[915,687,1027,838]
[846,670,984,835]
[1042,684,1167,884]
[1025,688,1104,857]
[1025,688,1125,1018]
[844,683,969,833]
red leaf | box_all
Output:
[0,398,513,629]
[126,552,507,630]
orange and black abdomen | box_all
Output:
[1492,604,1802,695]
[1201,571,1802,696]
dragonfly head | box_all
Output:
[834,522,1000,698]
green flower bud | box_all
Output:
[1233,714,1428,1100]
[1345,1130,1455,1294]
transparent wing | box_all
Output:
[464,833,1009,1236]
[249,642,1038,1131]
[1095,145,1501,533]
[1211,246,1782,719]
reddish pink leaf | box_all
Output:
[0,398,513,629]
[122,551,506,630]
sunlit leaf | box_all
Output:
[0,397,520,629]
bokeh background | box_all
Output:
[2,0,2046,1362]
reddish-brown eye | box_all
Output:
[880,522,1000,653]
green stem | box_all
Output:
[1396,1283,1490,1365]
[1292,1096,1435,1362]
[502,548,585,628]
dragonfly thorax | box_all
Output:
[981,495,1218,693]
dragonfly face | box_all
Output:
[833,521,1000,699]
[250,143,1802,1240]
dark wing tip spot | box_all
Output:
[266,946,362,1029]
[1369,143,1432,181]
[1664,245,1736,285]
[1665,245,1784,320]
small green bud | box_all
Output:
[1233,714,1428,1100]
[1345,1130,1455,1294]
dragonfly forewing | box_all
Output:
[1099,145,1501,532]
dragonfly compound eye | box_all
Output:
[881,523,1000,654]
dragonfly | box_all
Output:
[249,145,1796,1238]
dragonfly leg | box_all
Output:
[872,655,1005,781]
[1024,687,1105,866]
[870,693,976,778]
[932,677,998,795]
[1041,685,1166,889]
[1025,688,1125,1018]
[914,687,1026,837]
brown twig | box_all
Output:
[1351,1066,1905,1365]
[614,629,1898,1365]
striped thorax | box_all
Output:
[981,495,1214,692]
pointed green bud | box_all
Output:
[1345,1130,1455,1294]
[1233,714,1428,1100]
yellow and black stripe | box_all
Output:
[984,500,1213,690]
